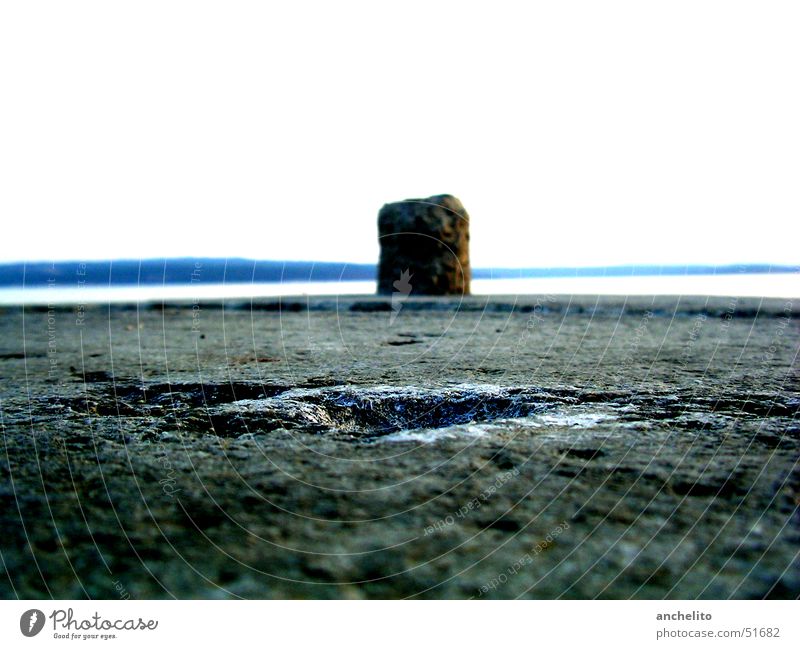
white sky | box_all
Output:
[1,1,798,268]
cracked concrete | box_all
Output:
[0,295,798,598]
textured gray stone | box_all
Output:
[377,194,470,295]
[1,296,798,599]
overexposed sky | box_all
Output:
[1,1,798,268]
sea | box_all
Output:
[0,273,797,306]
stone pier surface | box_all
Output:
[377,194,470,295]
[1,296,798,598]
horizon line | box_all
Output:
[1,258,798,271]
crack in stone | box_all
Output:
[37,381,800,442]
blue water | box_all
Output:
[0,274,797,305]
